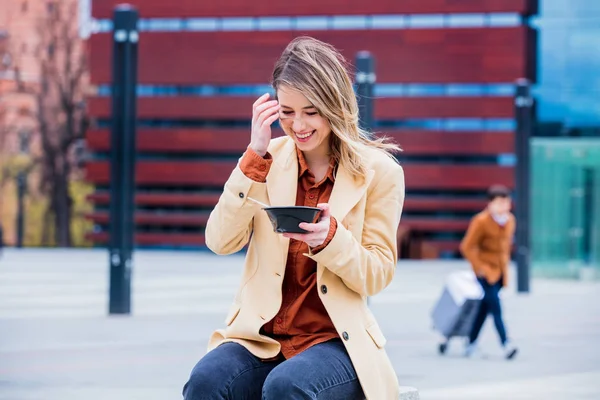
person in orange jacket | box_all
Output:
[459,184,518,360]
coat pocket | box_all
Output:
[366,323,387,349]
[225,303,241,326]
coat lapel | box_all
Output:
[266,139,298,257]
[328,163,374,223]
[317,160,374,282]
[266,138,298,208]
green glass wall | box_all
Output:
[531,138,600,279]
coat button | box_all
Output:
[342,331,349,341]
[320,285,327,294]
[239,192,244,198]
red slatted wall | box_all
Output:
[85,0,537,256]
[92,0,538,18]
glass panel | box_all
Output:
[531,138,600,279]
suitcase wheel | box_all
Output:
[438,342,448,355]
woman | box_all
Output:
[183,36,405,400]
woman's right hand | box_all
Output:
[250,93,280,157]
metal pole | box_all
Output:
[582,168,594,265]
[16,172,26,248]
[356,51,375,305]
[514,78,534,293]
[355,51,375,135]
[108,4,138,315]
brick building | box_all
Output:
[0,0,84,246]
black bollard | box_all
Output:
[514,78,534,293]
[16,172,26,248]
[108,4,139,315]
[355,51,375,136]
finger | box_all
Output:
[316,203,330,218]
[262,111,280,128]
[299,221,330,236]
[256,104,280,126]
[254,100,279,119]
[298,222,321,232]
[252,93,270,110]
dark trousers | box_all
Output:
[469,277,508,345]
[182,339,364,400]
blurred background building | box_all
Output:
[0,0,598,279]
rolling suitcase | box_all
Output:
[431,270,484,355]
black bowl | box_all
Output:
[263,206,322,233]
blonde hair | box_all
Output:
[271,36,402,180]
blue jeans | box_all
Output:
[469,277,508,345]
[182,339,364,399]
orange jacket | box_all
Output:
[459,209,515,286]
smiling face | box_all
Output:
[277,85,332,157]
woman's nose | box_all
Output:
[292,118,306,132]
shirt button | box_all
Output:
[321,285,327,294]
[238,192,244,198]
[342,331,349,341]
[309,193,315,199]
[276,317,283,324]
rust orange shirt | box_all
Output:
[239,146,339,359]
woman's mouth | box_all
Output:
[295,130,315,142]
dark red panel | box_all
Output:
[86,128,256,153]
[403,164,513,190]
[376,97,514,119]
[401,217,470,232]
[88,192,492,212]
[403,197,489,211]
[89,28,532,85]
[85,161,513,190]
[86,232,206,246]
[88,96,514,120]
[87,128,512,155]
[385,130,514,155]
[87,192,222,207]
[421,239,462,252]
[85,160,233,186]
[87,96,254,120]
[93,0,536,19]
[86,211,210,226]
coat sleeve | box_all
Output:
[459,216,486,275]
[204,150,270,255]
[307,165,405,297]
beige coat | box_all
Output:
[204,136,405,400]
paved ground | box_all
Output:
[0,248,599,400]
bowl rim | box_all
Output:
[262,206,321,211]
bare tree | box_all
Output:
[4,0,89,247]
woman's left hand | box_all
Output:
[282,203,331,248]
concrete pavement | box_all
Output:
[0,249,599,399]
